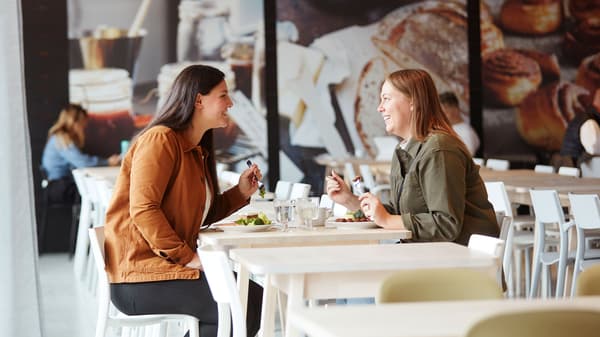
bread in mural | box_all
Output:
[569,0,600,22]
[564,17,600,65]
[576,52,600,93]
[482,49,542,107]
[354,56,391,158]
[516,81,590,151]
[481,20,505,56]
[514,49,561,82]
[371,0,469,106]
[499,0,562,35]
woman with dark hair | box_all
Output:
[327,69,497,245]
[104,65,263,337]
[41,103,120,203]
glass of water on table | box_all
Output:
[273,199,293,231]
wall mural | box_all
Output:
[481,0,598,166]
[276,0,470,191]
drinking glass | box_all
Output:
[274,199,293,231]
[296,198,319,230]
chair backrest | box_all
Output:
[568,194,600,230]
[473,157,485,167]
[484,181,514,218]
[198,247,246,337]
[576,264,600,296]
[332,203,348,217]
[529,190,567,227]
[344,162,357,181]
[486,159,509,171]
[377,268,503,303]
[558,166,580,177]
[289,183,311,200]
[465,310,600,337]
[319,194,334,209]
[274,180,292,200]
[580,157,600,178]
[468,234,505,259]
[88,227,111,337]
[358,164,376,190]
[72,169,90,200]
[534,165,554,174]
[219,171,241,187]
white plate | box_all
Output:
[326,219,378,229]
[212,223,273,233]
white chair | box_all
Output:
[567,193,600,297]
[219,171,241,189]
[580,157,600,178]
[558,166,580,177]
[319,194,334,209]
[486,159,510,171]
[72,169,93,284]
[485,181,535,297]
[274,180,292,200]
[197,246,246,337]
[359,164,391,203]
[473,157,485,167]
[529,190,575,298]
[468,234,505,289]
[534,165,555,174]
[332,203,348,217]
[289,182,311,200]
[344,162,357,181]
[88,227,199,337]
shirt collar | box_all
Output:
[175,130,207,156]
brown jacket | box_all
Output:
[104,126,248,283]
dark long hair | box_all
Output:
[140,64,225,193]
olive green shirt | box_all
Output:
[385,133,498,245]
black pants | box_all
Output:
[110,275,263,337]
[47,177,79,204]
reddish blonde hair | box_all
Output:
[386,69,459,142]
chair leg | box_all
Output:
[69,203,80,258]
[515,250,523,297]
[524,248,532,296]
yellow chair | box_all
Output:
[377,268,503,303]
[576,263,600,296]
[465,310,600,337]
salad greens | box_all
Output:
[235,212,272,226]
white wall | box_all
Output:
[68,0,169,84]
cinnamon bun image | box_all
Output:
[516,81,590,151]
[500,0,562,35]
[514,49,561,82]
[576,52,600,93]
[483,49,542,107]
[569,0,600,22]
[564,17,600,65]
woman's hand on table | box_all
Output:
[238,164,262,199]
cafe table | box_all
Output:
[479,169,600,206]
[228,242,498,337]
[200,200,411,329]
[288,296,600,337]
[80,166,121,184]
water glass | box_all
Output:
[296,198,319,230]
[274,199,293,231]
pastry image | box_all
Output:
[564,17,600,65]
[481,20,505,56]
[576,52,600,93]
[569,0,600,22]
[514,49,561,81]
[480,1,494,23]
[372,0,470,106]
[482,49,542,107]
[516,81,590,151]
[354,57,391,158]
[499,0,562,35]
